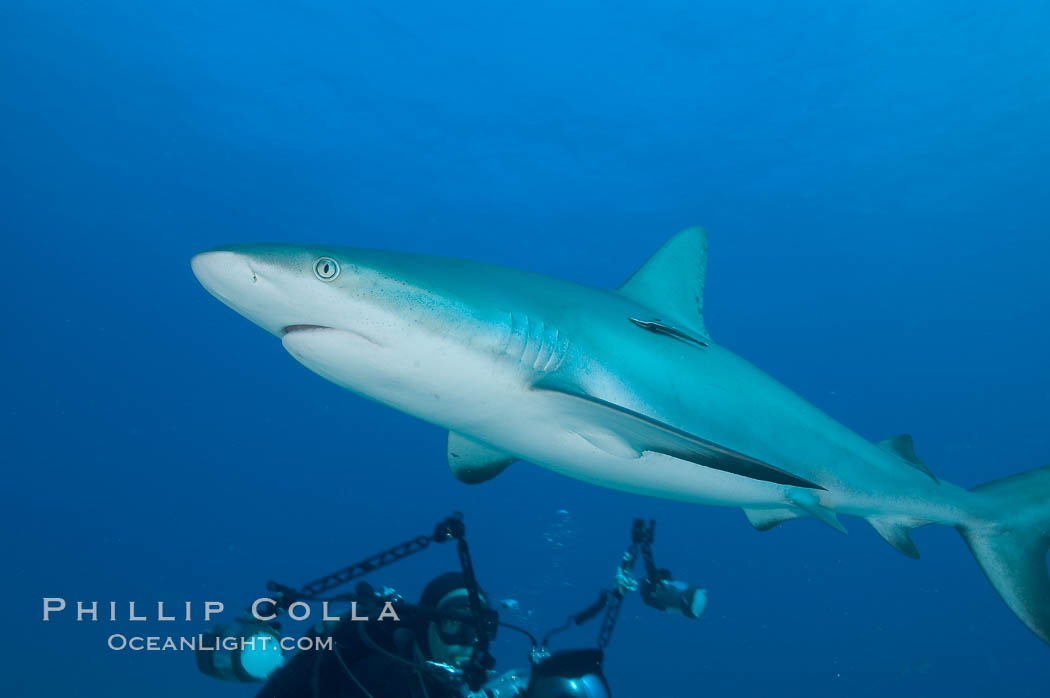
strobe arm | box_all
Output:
[266,514,467,609]
[433,513,496,691]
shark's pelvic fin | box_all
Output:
[868,516,921,559]
[447,432,516,484]
[618,227,710,341]
[743,507,805,531]
[533,376,823,489]
[788,490,848,534]
[877,433,937,482]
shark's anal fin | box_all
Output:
[618,227,711,341]
[868,516,921,559]
[877,434,937,482]
[743,507,805,531]
[787,490,847,534]
[447,432,516,484]
[533,376,823,490]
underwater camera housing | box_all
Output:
[640,569,708,619]
[509,518,702,698]
[522,649,610,698]
[195,616,284,682]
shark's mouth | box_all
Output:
[281,324,382,347]
[282,324,331,335]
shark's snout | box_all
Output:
[190,248,297,336]
[190,250,256,301]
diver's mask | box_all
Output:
[425,589,499,666]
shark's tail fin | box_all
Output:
[959,465,1050,644]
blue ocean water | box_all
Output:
[4,1,1049,696]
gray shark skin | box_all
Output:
[191,228,1050,645]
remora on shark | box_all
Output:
[191,227,1050,645]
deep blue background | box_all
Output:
[4,1,1049,696]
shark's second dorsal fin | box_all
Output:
[877,434,937,482]
[447,432,516,484]
[618,227,710,341]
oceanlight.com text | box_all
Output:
[106,633,333,652]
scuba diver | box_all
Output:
[197,514,706,697]
[254,571,495,698]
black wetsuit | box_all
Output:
[255,599,460,698]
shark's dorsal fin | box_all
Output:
[877,434,937,482]
[618,227,710,341]
[447,432,516,484]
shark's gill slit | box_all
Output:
[498,311,514,355]
[535,320,558,371]
[509,312,526,364]
[520,314,532,365]
[540,327,561,372]
[518,310,537,365]
[534,324,557,371]
[532,324,549,370]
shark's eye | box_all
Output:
[314,257,340,281]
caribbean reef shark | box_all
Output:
[191,228,1050,644]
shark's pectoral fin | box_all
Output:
[787,490,847,534]
[868,516,921,559]
[877,434,937,482]
[533,377,823,489]
[618,227,711,342]
[447,432,516,484]
[743,507,805,531]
